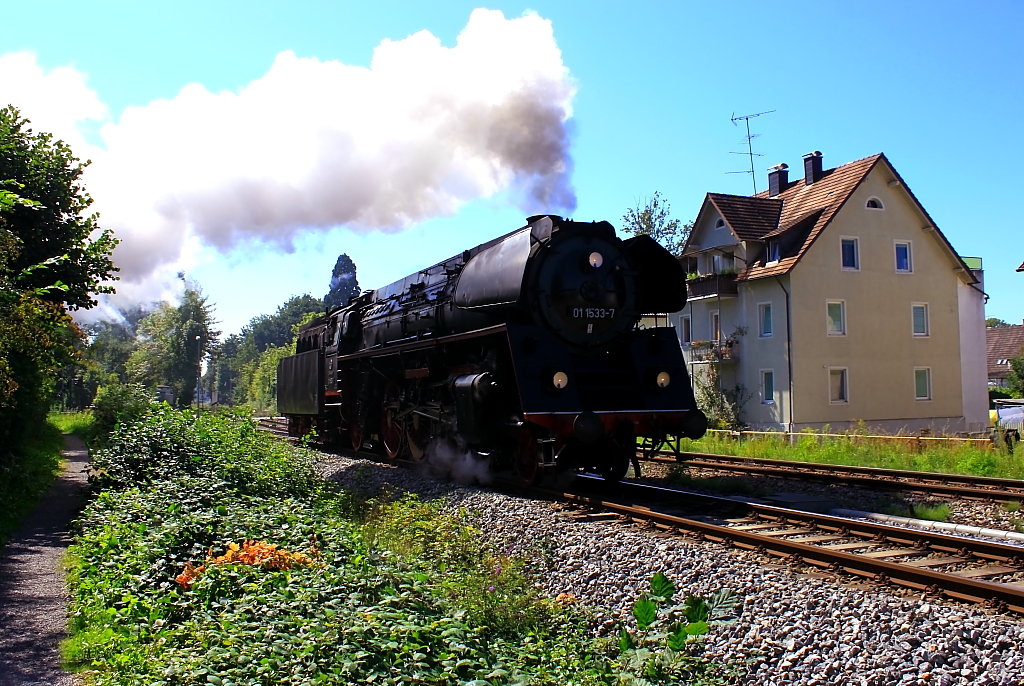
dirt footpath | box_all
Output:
[0,435,88,686]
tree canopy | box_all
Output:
[0,106,119,310]
[127,286,220,407]
[620,192,693,257]
[986,318,1013,328]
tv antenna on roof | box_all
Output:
[727,110,775,194]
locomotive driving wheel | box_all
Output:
[515,427,542,486]
[381,384,404,460]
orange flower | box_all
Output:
[174,540,316,588]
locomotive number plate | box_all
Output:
[572,307,616,319]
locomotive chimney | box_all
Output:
[803,151,823,185]
[767,163,789,197]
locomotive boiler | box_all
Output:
[277,215,707,483]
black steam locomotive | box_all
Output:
[277,215,707,483]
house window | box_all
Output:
[841,237,859,270]
[712,253,732,273]
[711,310,721,342]
[912,303,929,337]
[761,369,775,404]
[829,367,849,404]
[767,240,780,264]
[826,301,846,336]
[715,218,726,231]
[758,303,773,337]
[679,315,692,344]
[914,367,932,400]
[895,241,913,273]
[866,198,884,209]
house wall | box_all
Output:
[959,269,989,432]
[785,167,967,433]
[736,276,791,430]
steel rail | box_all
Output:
[534,479,1024,614]
[650,451,1024,502]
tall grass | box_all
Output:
[679,430,1020,479]
[0,419,67,547]
[49,410,96,441]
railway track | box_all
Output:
[537,477,1024,615]
[649,451,1024,503]
[256,417,1024,614]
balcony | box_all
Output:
[686,341,739,364]
[686,273,738,300]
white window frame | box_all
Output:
[826,300,846,336]
[710,310,721,343]
[715,218,726,231]
[758,302,773,338]
[912,302,929,337]
[895,240,913,273]
[679,315,692,344]
[829,367,849,404]
[766,240,781,264]
[761,369,775,404]
[914,367,932,401]
[840,236,860,271]
[866,197,884,210]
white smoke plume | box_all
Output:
[0,9,576,311]
[420,438,493,486]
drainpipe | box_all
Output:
[773,276,794,433]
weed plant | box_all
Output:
[679,428,1021,479]
[0,418,65,547]
[66,409,740,685]
[49,410,97,442]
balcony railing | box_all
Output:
[686,342,739,363]
[685,273,739,299]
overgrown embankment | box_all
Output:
[65,407,738,685]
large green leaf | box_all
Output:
[633,598,658,631]
[649,572,675,601]
[682,596,709,624]
[706,588,740,623]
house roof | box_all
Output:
[705,194,782,240]
[987,325,1024,380]
[686,153,978,285]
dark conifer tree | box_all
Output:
[325,253,360,311]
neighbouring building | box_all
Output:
[987,323,1024,388]
[672,151,989,434]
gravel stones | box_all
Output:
[320,453,1024,685]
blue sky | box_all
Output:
[2,0,1021,335]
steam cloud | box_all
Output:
[0,9,576,310]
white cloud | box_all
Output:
[0,9,577,314]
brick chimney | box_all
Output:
[768,163,789,197]
[803,151,823,185]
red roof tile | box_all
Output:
[987,325,1024,380]
[706,194,782,240]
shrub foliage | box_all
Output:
[68,409,740,685]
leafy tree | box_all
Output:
[1008,355,1024,398]
[212,294,323,406]
[986,317,1012,328]
[621,192,693,256]
[0,106,119,310]
[127,286,219,407]
[324,253,360,311]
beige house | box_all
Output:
[672,152,989,434]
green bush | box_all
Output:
[91,382,154,443]
[67,409,740,685]
[89,406,321,498]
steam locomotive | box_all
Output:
[277,215,707,483]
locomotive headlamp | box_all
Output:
[656,372,671,389]
[552,371,569,389]
[588,251,604,269]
